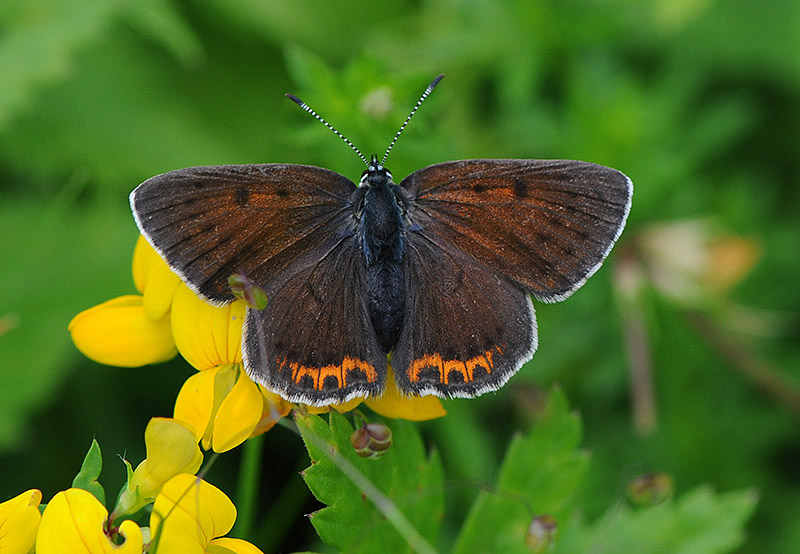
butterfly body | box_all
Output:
[355,159,408,353]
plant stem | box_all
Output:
[233,434,265,538]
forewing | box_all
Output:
[130,164,356,303]
[392,232,537,398]
[243,236,386,406]
[400,159,632,302]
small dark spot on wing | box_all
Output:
[447,370,465,384]
[236,186,249,207]
[513,177,529,198]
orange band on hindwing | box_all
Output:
[277,356,378,391]
[408,346,503,384]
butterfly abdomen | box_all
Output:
[358,181,407,353]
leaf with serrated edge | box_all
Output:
[558,485,759,553]
[296,411,443,554]
[453,387,589,554]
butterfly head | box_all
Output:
[287,75,444,191]
[359,154,394,188]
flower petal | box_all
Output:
[116,418,203,517]
[171,285,246,370]
[0,489,42,554]
[150,474,236,553]
[365,367,446,421]
[69,295,176,367]
[133,235,182,320]
[250,391,293,437]
[174,368,220,443]
[207,537,266,554]
[36,489,142,554]
[211,371,264,452]
[138,418,204,494]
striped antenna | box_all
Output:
[381,74,444,167]
[285,93,370,167]
[286,74,444,169]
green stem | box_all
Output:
[254,459,312,553]
[232,434,265,538]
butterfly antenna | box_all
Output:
[381,74,444,167]
[285,93,370,167]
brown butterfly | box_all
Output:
[130,75,632,406]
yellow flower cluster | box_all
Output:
[1,474,260,554]
[0,416,259,552]
[69,236,445,454]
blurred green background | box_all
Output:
[1,0,798,552]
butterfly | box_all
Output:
[130,75,632,406]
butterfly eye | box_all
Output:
[359,164,392,187]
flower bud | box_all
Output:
[228,273,268,310]
[525,514,557,553]
[350,422,392,458]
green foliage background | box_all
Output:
[1,0,798,552]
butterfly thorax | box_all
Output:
[354,161,407,353]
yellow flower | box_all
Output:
[36,488,142,554]
[365,366,446,421]
[68,295,176,367]
[0,489,41,554]
[133,235,182,320]
[251,388,295,437]
[69,236,181,367]
[116,417,203,517]
[174,364,278,453]
[170,284,246,370]
[150,474,263,554]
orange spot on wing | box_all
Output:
[409,353,444,383]
[277,355,377,391]
[408,346,503,384]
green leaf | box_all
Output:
[559,486,759,553]
[452,386,589,554]
[296,411,444,554]
[71,438,106,505]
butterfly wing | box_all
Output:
[391,159,631,397]
[130,164,357,303]
[399,159,632,302]
[131,163,386,404]
[392,233,536,397]
[243,235,386,405]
